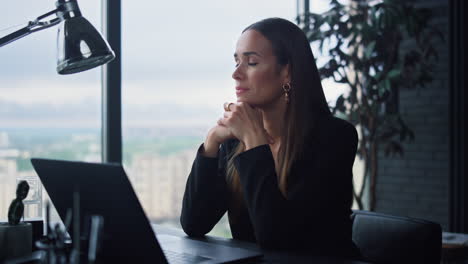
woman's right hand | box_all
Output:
[201,125,235,157]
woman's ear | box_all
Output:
[280,63,291,83]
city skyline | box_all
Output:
[0,129,214,230]
[0,127,234,237]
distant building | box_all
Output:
[0,149,20,158]
[127,149,196,222]
[0,158,17,219]
[0,132,9,148]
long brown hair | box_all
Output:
[227,18,331,198]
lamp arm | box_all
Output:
[0,9,61,48]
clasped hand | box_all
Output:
[203,102,273,157]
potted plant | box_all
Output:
[297,0,442,210]
[0,180,32,261]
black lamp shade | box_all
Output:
[56,16,115,74]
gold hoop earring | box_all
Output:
[282,82,292,103]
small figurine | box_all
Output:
[7,180,30,225]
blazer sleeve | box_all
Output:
[234,119,358,249]
[180,144,230,237]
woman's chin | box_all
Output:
[235,96,245,103]
[236,94,253,103]
[236,99,261,108]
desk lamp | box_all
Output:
[0,0,115,74]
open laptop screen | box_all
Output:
[31,158,167,263]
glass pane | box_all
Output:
[123,1,295,238]
[0,0,102,223]
[307,0,363,209]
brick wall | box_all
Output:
[375,0,450,229]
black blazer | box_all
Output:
[180,115,359,256]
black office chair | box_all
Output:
[351,210,442,264]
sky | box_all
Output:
[0,0,345,129]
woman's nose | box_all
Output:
[232,65,243,80]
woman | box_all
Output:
[180,17,359,257]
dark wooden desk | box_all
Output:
[152,224,372,264]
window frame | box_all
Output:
[101,0,122,164]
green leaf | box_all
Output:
[387,69,401,79]
[350,110,360,123]
[364,41,376,59]
[333,94,346,115]
[384,79,391,92]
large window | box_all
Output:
[1,0,362,234]
[0,0,101,221]
[307,0,363,209]
[122,1,296,237]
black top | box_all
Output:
[180,115,359,257]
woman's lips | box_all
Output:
[236,87,249,95]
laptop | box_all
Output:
[31,158,263,263]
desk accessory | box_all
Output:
[34,192,104,264]
[24,218,45,251]
[0,181,32,261]
[0,0,114,74]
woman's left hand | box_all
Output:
[218,102,272,150]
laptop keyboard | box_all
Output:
[163,250,212,264]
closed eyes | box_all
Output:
[235,62,258,67]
